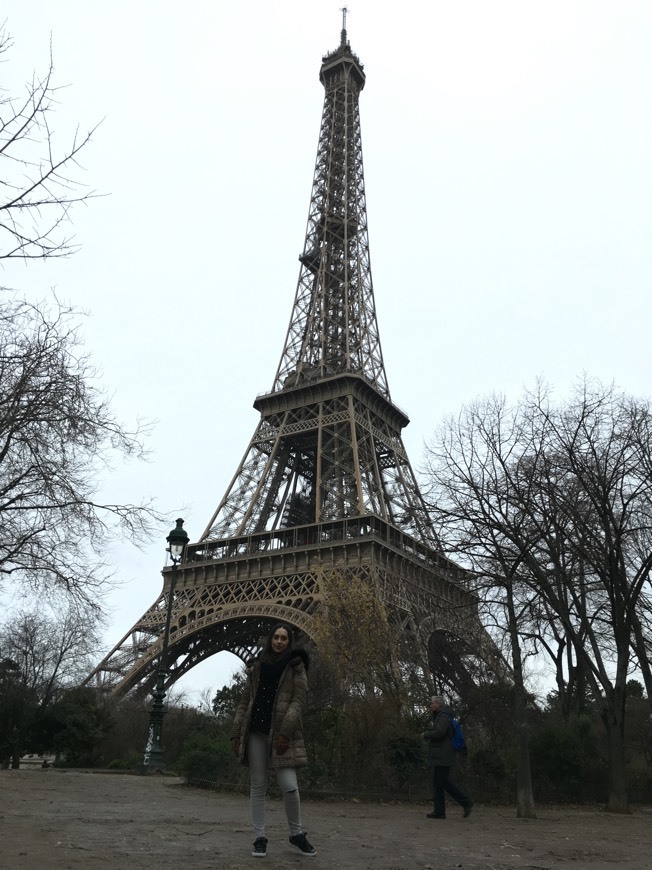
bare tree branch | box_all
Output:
[0,290,165,605]
[0,26,100,260]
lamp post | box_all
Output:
[142,518,189,773]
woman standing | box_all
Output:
[230,622,317,857]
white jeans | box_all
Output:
[248,731,302,838]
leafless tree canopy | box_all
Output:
[0,26,98,260]
[0,603,101,704]
[0,291,161,604]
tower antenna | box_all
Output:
[340,6,348,44]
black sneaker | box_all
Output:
[289,832,317,856]
[463,800,475,818]
[252,836,268,857]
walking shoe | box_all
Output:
[426,812,445,819]
[463,800,475,818]
[289,832,317,856]
[251,836,268,857]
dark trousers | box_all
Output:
[432,765,471,817]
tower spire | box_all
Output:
[273,29,382,398]
[340,6,348,45]
[202,33,433,544]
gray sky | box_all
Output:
[2,1,651,703]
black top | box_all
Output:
[249,653,289,735]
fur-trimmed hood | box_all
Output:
[290,647,310,672]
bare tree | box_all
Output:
[424,394,539,817]
[0,290,162,604]
[425,378,652,814]
[0,602,101,765]
[0,25,98,260]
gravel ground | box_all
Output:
[1,768,651,869]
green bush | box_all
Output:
[175,732,232,782]
[106,753,140,771]
[389,735,425,783]
[471,747,506,779]
[529,715,601,782]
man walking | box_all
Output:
[422,695,474,819]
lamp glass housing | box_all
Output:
[169,542,184,560]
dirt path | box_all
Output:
[0,769,650,869]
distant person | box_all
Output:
[230,622,317,857]
[422,695,474,819]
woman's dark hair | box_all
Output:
[261,622,295,661]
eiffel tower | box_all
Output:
[86,22,495,699]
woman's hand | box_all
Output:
[231,738,240,756]
[275,735,290,755]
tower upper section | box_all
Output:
[272,29,390,400]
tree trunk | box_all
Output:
[601,702,630,813]
[506,585,536,818]
[515,725,536,818]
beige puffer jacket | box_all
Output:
[230,649,309,768]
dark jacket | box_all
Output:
[422,705,456,766]
[230,649,309,768]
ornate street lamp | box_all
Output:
[142,518,189,773]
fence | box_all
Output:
[185,770,652,807]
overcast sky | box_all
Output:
[2,1,651,703]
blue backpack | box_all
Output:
[448,715,467,753]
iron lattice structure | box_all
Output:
[85,29,499,699]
